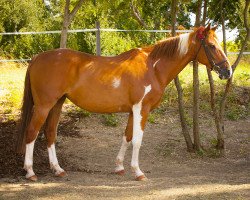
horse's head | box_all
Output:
[193,24,232,79]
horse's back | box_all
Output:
[28,48,152,112]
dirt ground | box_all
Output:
[0,110,249,200]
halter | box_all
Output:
[194,30,228,72]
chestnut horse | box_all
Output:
[16,25,231,181]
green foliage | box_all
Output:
[208,0,248,50]
[0,0,248,58]
[0,0,192,58]
[148,113,160,124]
[67,106,91,118]
[196,149,205,156]
[206,147,222,158]
[224,41,240,52]
[226,105,248,120]
[102,114,119,127]
[210,138,218,147]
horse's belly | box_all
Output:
[66,86,132,113]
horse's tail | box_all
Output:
[16,61,34,154]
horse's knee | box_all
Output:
[26,128,38,144]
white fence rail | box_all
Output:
[0,28,249,63]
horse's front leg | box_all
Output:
[115,113,133,175]
[131,103,150,181]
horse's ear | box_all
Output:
[211,24,218,31]
[204,23,211,33]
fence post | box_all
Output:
[96,21,101,56]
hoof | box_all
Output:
[27,175,38,182]
[56,171,67,177]
[115,170,125,176]
[135,175,147,181]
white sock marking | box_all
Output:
[178,33,190,56]
[48,143,64,175]
[24,140,35,178]
[112,77,121,88]
[115,136,130,172]
[131,85,151,177]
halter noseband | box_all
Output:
[194,31,228,72]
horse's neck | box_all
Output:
[154,52,193,89]
[147,33,196,89]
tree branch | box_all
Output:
[69,0,85,23]
[231,0,250,70]
[130,0,148,29]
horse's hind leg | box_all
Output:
[115,112,133,175]
[24,105,53,181]
[44,96,66,177]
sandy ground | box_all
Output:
[0,113,249,200]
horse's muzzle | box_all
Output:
[218,67,232,80]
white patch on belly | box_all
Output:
[178,33,190,56]
[112,77,121,88]
[153,59,160,68]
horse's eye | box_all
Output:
[209,44,216,49]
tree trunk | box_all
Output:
[207,68,225,150]
[201,0,207,25]
[221,0,227,55]
[171,0,194,152]
[60,0,85,48]
[218,0,250,149]
[60,0,70,48]
[202,0,225,150]
[130,0,148,29]
[193,60,201,150]
[174,78,194,152]
[193,0,202,151]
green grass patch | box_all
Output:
[101,114,119,127]
[0,62,26,120]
